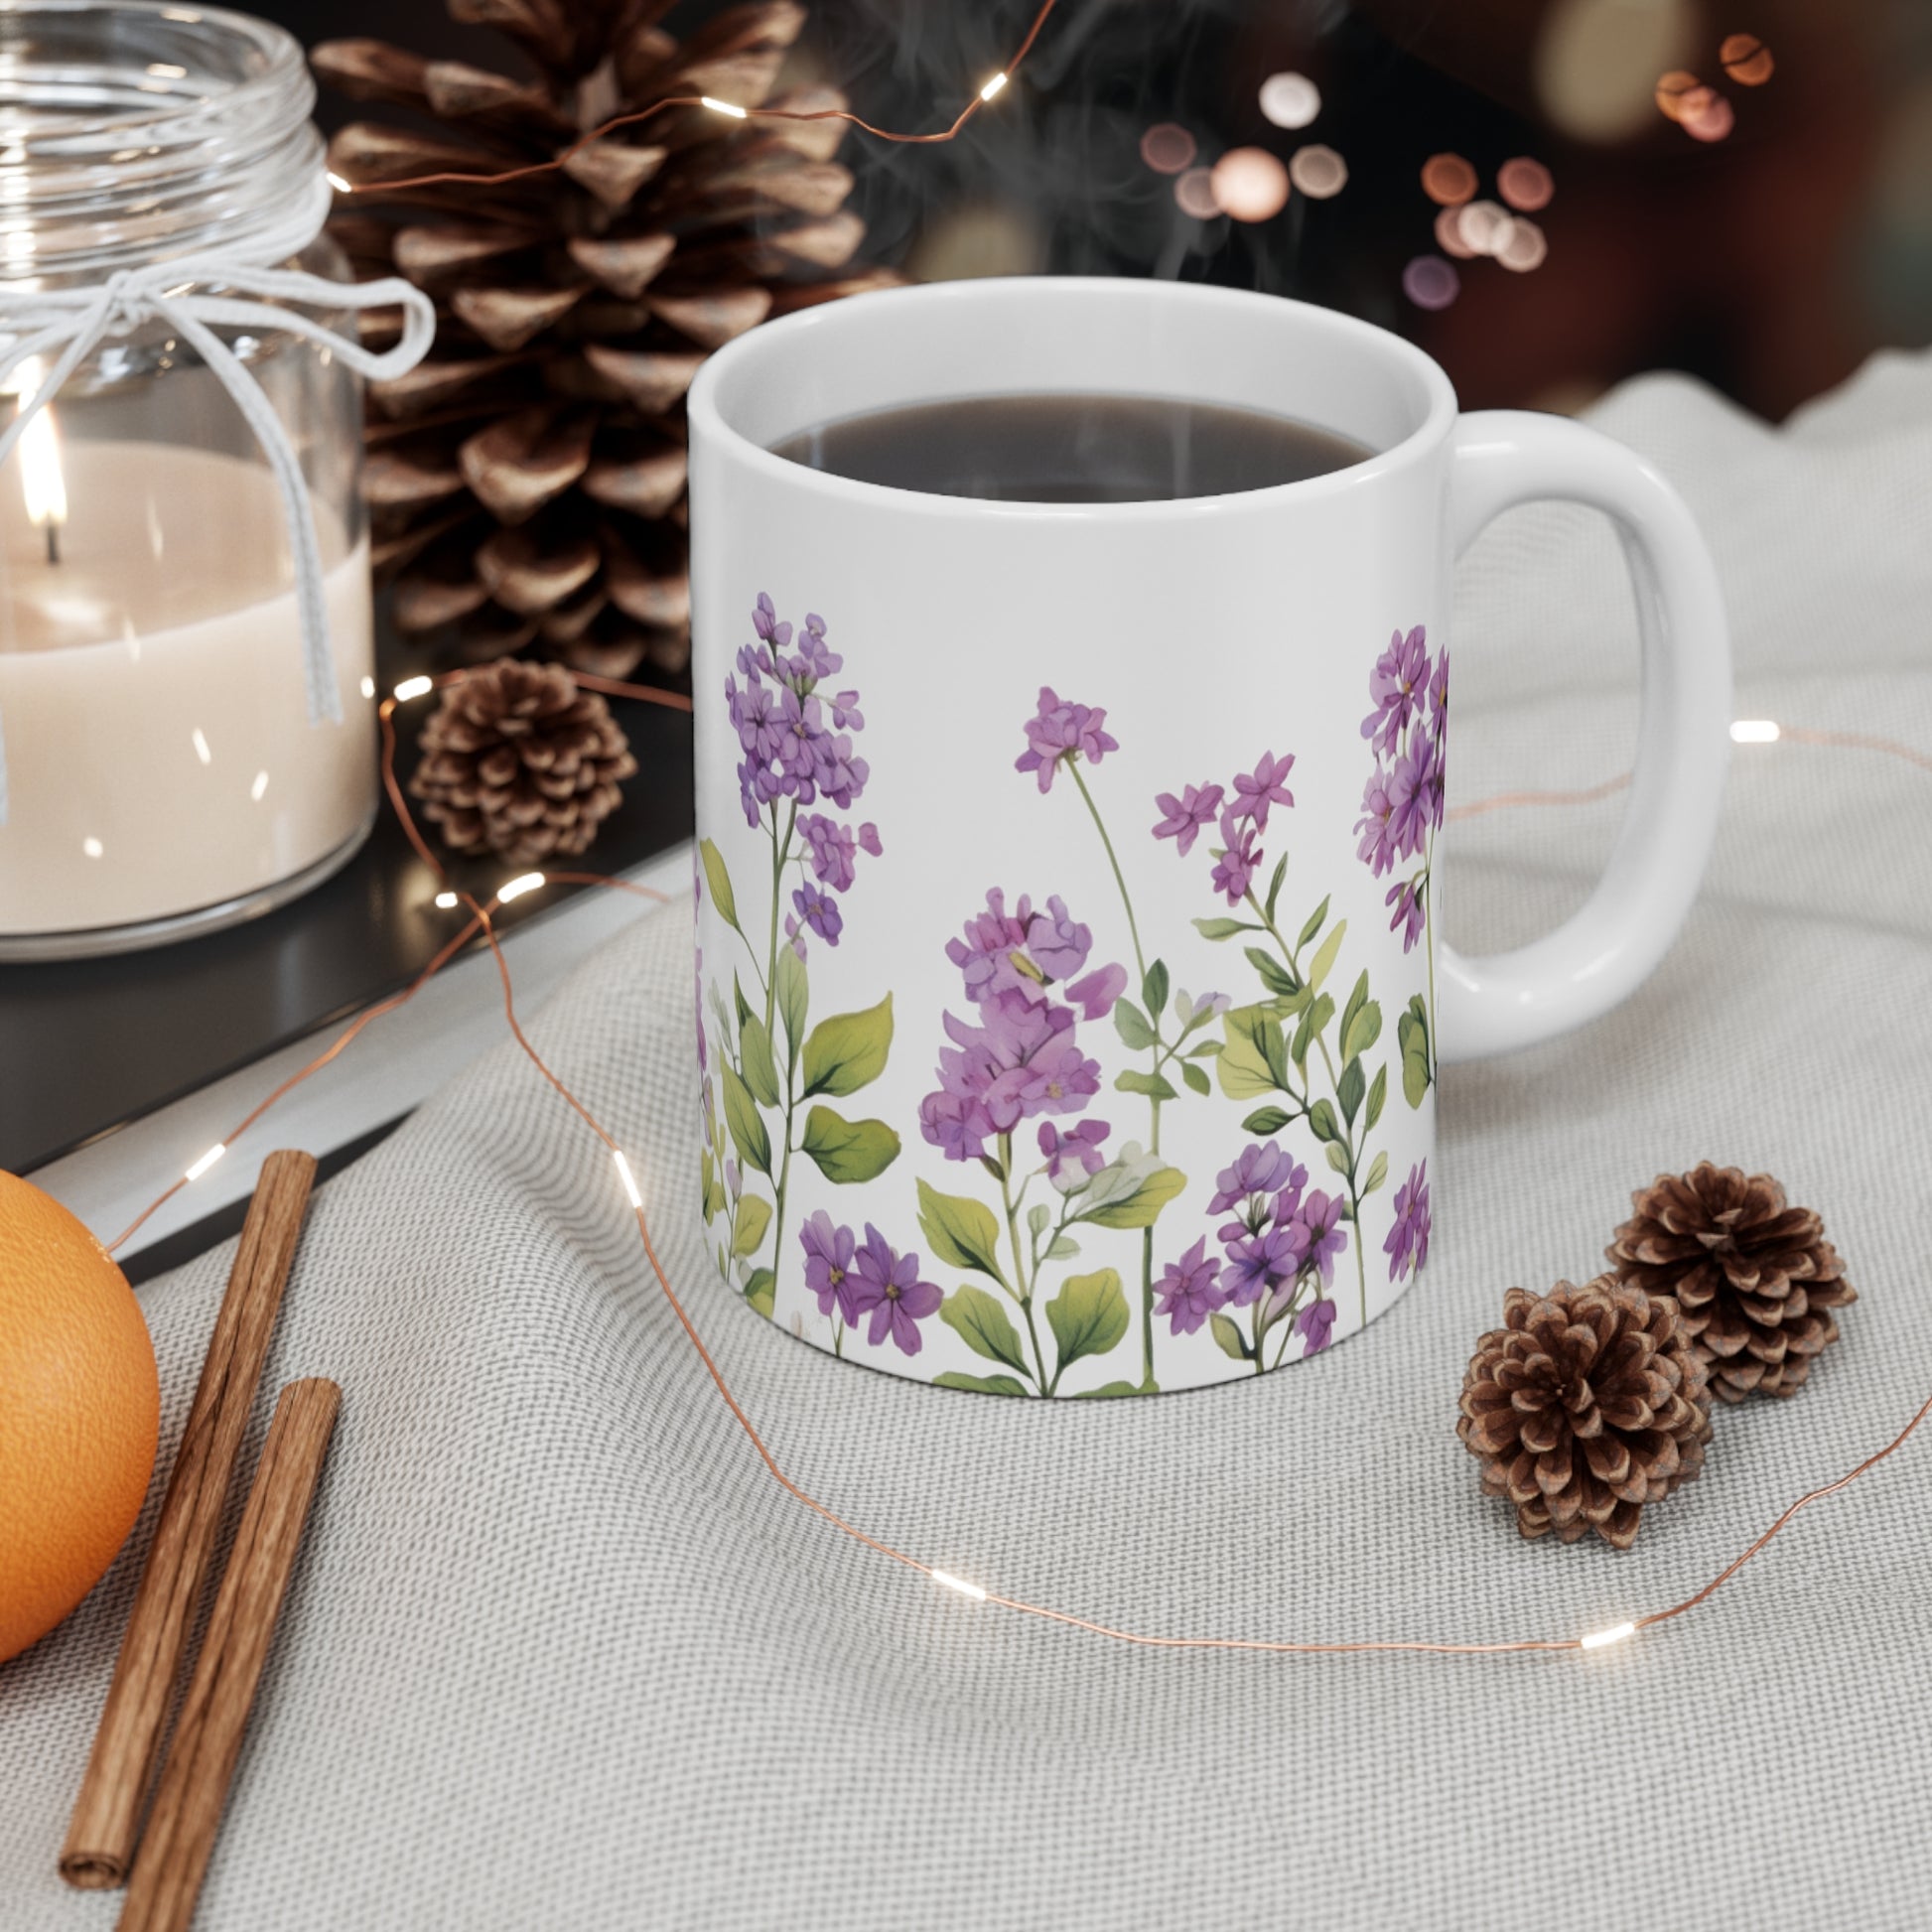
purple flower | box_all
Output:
[791,884,842,945]
[919,1087,991,1164]
[1155,1236,1228,1336]
[1229,752,1296,832]
[1208,1142,1297,1216]
[849,1224,942,1355]
[1027,896,1094,982]
[799,813,858,893]
[1298,1188,1348,1285]
[789,623,842,682]
[1209,812,1263,905]
[729,674,786,764]
[1360,625,1429,758]
[984,1024,1102,1127]
[1355,767,1398,876]
[827,689,863,730]
[1386,876,1427,952]
[1220,1218,1310,1309]
[752,591,781,642]
[1386,750,1429,862]
[1152,782,1225,857]
[1293,1298,1337,1355]
[1384,1160,1432,1283]
[1066,962,1127,1021]
[1039,1118,1110,1189]
[1015,686,1119,793]
[809,735,869,811]
[1415,728,1446,834]
[799,1211,859,1324]
[1428,645,1449,726]
[948,889,1036,1006]
[923,1001,1104,1160]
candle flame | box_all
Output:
[12,357,68,547]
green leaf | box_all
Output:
[1181,1060,1212,1096]
[1245,945,1301,998]
[700,1148,719,1221]
[1142,959,1170,1022]
[774,943,808,1069]
[1073,1380,1143,1399]
[800,1107,900,1184]
[1338,972,1368,1063]
[1399,996,1433,1109]
[1114,1068,1178,1103]
[733,975,754,1032]
[933,1371,1030,1396]
[739,1015,780,1107]
[1264,854,1290,923]
[1343,997,1383,1066]
[699,837,741,931]
[1081,1163,1187,1230]
[1362,1150,1389,1196]
[722,1064,771,1176]
[1307,919,1347,996]
[1292,992,1335,1070]
[1113,999,1157,1050]
[1045,1234,1080,1260]
[1337,1055,1366,1127]
[1296,894,1330,950]
[916,1179,1009,1286]
[1184,1038,1224,1059]
[1325,1142,1351,1175]
[743,1268,775,1318]
[1308,1098,1340,1145]
[1028,1202,1052,1237]
[801,993,894,1098]
[1216,1008,1283,1100]
[940,1286,1032,1376]
[1046,1268,1130,1372]
[731,1193,772,1258]
[1243,1105,1294,1135]
[1192,915,1256,941]
[1366,1064,1388,1132]
[1209,1311,1251,1361]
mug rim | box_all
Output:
[688,276,1460,521]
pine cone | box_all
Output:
[315,1,895,684]
[409,659,636,865]
[1457,1279,1714,1549]
[1606,1163,1856,1403]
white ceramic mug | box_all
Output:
[685,278,1729,1396]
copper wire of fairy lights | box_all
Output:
[335,0,1064,199]
[99,667,1932,1662]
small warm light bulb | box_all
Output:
[614,1150,644,1209]
[185,1142,227,1182]
[1579,1620,1636,1651]
[498,871,545,902]
[393,674,434,702]
[701,95,748,118]
[434,890,459,909]
[81,836,103,859]
[1730,719,1781,744]
[359,674,376,700]
[326,170,352,194]
[930,1569,988,1602]
[979,71,1009,101]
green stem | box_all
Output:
[1311,1031,1371,1331]
[998,1135,1050,1395]
[1067,758,1145,980]
[1422,839,1438,1076]
[762,800,795,1039]
[769,1075,795,1308]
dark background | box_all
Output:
[275,0,1932,423]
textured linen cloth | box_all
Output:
[4,352,1931,1932]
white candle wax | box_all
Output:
[0,440,375,938]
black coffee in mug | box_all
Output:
[768,392,1371,503]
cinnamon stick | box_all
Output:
[117,1380,342,1932]
[62,1150,318,1889]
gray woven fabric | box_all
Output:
[5,354,1931,1931]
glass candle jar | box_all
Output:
[0,1,378,958]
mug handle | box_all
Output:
[1438,410,1731,1062]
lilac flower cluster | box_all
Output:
[1152,1142,1348,1344]
[722,594,880,952]
[1152,751,1296,906]
[1015,687,1118,793]
[798,1211,942,1355]
[1383,1159,1432,1283]
[1355,625,1448,952]
[919,890,1127,1164]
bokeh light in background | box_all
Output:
[1288,145,1348,200]
[1535,0,1696,141]
[1139,122,1197,175]
[1173,168,1220,218]
[1210,146,1291,222]
[1403,256,1460,311]
[1421,153,1478,206]
[1497,159,1555,213]
[1681,88,1736,142]
[1722,33,1776,84]
[1435,206,1476,259]
[1496,220,1550,273]
[1258,71,1321,130]
[1455,199,1513,257]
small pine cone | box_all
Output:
[1606,1164,1857,1403]
[1458,1279,1714,1550]
[409,660,637,867]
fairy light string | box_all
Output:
[98,666,1932,1663]
[337,0,1062,198]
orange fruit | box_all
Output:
[0,1172,159,1664]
